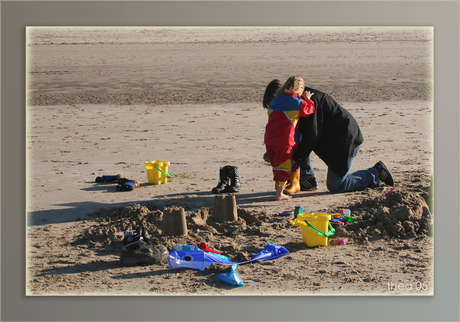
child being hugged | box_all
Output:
[264,76,315,201]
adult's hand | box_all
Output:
[263,152,269,163]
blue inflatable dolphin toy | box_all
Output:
[167,242,289,286]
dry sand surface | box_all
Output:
[26,27,434,295]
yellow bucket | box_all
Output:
[144,161,171,184]
[290,212,333,247]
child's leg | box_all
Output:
[266,145,293,200]
[275,181,292,200]
[284,165,301,194]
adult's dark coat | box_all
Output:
[293,87,364,178]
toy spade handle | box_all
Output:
[304,220,336,237]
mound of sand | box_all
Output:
[79,172,433,261]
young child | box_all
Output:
[264,76,315,201]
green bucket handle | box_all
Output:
[154,165,171,177]
[304,220,335,237]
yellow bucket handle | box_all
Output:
[155,165,171,177]
[304,220,336,237]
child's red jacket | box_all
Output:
[264,93,315,148]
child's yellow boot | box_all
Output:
[284,171,301,194]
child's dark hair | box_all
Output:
[263,79,283,109]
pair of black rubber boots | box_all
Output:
[212,165,241,194]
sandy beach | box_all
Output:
[26,27,434,295]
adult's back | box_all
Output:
[295,87,364,178]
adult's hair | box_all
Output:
[279,76,304,96]
[262,79,282,108]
